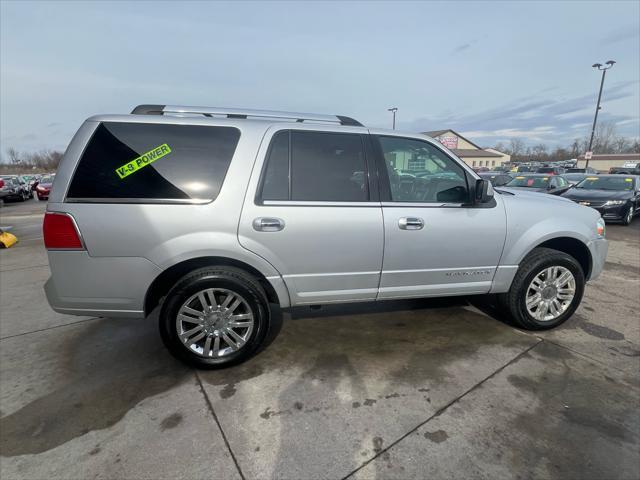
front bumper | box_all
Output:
[573,201,629,222]
[587,237,608,281]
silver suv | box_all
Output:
[44,105,608,368]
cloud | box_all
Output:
[601,24,640,44]
[400,80,639,146]
[450,36,485,55]
[451,43,471,54]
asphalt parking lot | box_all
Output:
[1,199,639,480]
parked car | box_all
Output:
[479,171,512,187]
[566,167,598,174]
[35,174,55,201]
[513,165,534,173]
[504,174,572,195]
[0,176,30,202]
[562,175,639,225]
[21,174,40,190]
[609,162,640,175]
[563,173,590,186]
[536,166,566,175]
[44,105,608,368]
[0,178,10,204]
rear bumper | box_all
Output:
[44,251,162,318]
[587,238,608,281]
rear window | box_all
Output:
[67,122,240,202]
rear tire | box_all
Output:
[159,266,271,369]
[498,247,585,330]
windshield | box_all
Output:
[564,173,587,182]
[40,175,55,183]
[506,176,549,188]
[575,176,635,191]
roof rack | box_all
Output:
[130,104,364,127]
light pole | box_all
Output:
[586,60,615,169]
[388,107,398,130]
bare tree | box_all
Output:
[6,147,21,165]
[509,138,525,157]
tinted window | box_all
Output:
[377,136,468,203]
[67,122,240,201]
[575,176,635,191]
[259,130,367,202]
[261,131,289,201]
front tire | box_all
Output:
[622,205,634,226]
[159,266,271,369]
[498,247,585,330]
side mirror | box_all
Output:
[474,179,494,204]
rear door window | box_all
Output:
[67,122,240,202]
[258,130,368,202]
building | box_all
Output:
[422,129,510,169]
[575,153,640,172]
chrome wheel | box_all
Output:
[626,207,633,224]
[176,288,254,358]
[525,266,576,322]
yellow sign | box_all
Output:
[625,178,633,182]
[116,143,172,179]
[586,177,598,181]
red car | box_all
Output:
[35,175,54,201]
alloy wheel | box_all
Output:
[525,266,576,322]
[176,288,254,358]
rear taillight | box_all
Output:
[0,179,4,188]
[43,212,84,249]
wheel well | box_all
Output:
[535,237,592,279]
[144,256,280,316]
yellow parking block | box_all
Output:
[0,231,18,248]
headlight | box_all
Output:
[603,200,625,206]
[596,218,606,238]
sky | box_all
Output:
[1,0,639,156]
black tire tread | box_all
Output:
[498,247,584,330]
[160,265,270,369]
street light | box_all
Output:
[388,107,398,130]
[585,60,616,168]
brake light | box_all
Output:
[43,212,84,249]
[0,179,4,188]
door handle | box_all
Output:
[399,217,424,230]
[253,217,285,232]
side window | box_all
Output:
[261,131,289,201]
[67,122,240,202]
[259,130,368,202]
[377,136,468,203]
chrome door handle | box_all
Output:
[399,217,424,230]
[253,217,285,232]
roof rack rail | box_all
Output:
[130,104,364,127]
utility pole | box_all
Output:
[387,107,398,130]
[586,60,615,169]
